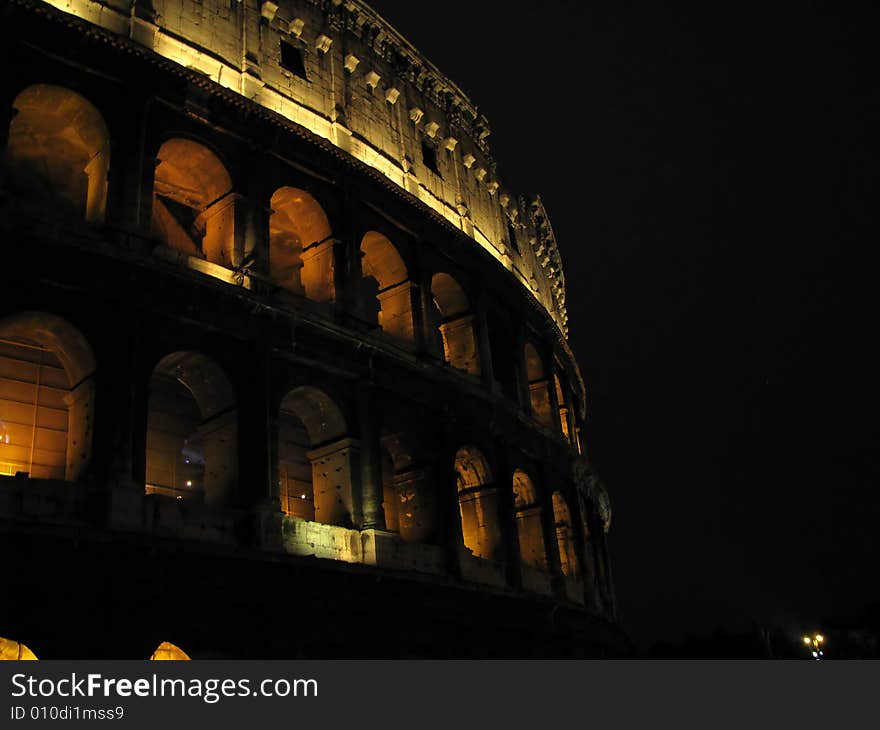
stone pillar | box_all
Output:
[419,270,444,360]
[244,178,271,279]
[435,447,464,578]
[494,444,520,589]
[537,466,566,600]
[62,377,96,482]
[0,103,17,195]
[557,377,576,447]
[0,105,16,156]
[337,193,365,322]
[377,280,416,344]
[357,386,385,530]
[438,314,480,374]
[198,192,241,268]
[237,349,272,506]
[579,498,603,613]
[545,352,564,440]
[394,467,437,543]
[199,409,238,505]
[474,302,495,389]
[514,329,532,414]
[301,237,337,303]
[83,143,110,224]
[587,498,617,617]
[98,319,150,529]
[307,437,359,527]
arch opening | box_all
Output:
[146,352,237,504]
[149,641,191,660]
[455,446,501,560]
[513,470,547,570]
[554,370,573,444]
[269,187,334,302]
[359,232,414,343]
[0,636,38,660]
[152,139,235,266]
[552,491,579,578]
[380,431,437,543]
[278,386,352,526]
[430,273,479,374]
[6,84,110,223]
[524,342,553,427]
[0,312,96,481]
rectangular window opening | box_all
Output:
[507,220,520,254]
[421,139,440,176]
[280,40,308,80]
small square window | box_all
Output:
[507,220,520,254]
[280,40,308,80]
[421,139,440,175]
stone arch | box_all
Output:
[0,636,38,660]
[524,342,553,427]
[149,641,191,660]
[278,386,353,526]
[360,232,414,343]
[0,312,96,481]
[512,470,547,570]
[455,445,502,560]
[380,430,437,543]
[145,352,237,504]
[269,187,334,302]
[152,138,237,267]
[552,491,579,578]
[6,84,110,223]
[430,273,480,374]
[554,369,573,444]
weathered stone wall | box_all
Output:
[35,0,568,334]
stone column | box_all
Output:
[99,96,152,239]
[357,385,385,530]
[98,318,150,529]
[62,377,96,482]
[419,270,445,360]
[474,299,495,389]
[579,497,604,613]
[301,237,337,303]
[545,349,564,440]
[514,328,532,414]
[588,498,617,617]
[393,467,436,543]
[438,314,480,374]
[494,442,520,590]
[537,464,566,600]
[307,437,359,527]
[0,105,16,156]
[83,142,110,224]
[377,280,416,344]
[434,438,464,578]
[198,192,241,268]
[199,409,238,506]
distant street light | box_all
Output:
[803,633,825,659]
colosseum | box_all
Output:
[0,0,625,658]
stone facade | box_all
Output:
[0,0,624,658]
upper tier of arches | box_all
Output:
[0,83,586,447]
[11,0,570,331]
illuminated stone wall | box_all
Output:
[0,0,622,658]
[34,0,569,334]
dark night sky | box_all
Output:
[367,1,879,648]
